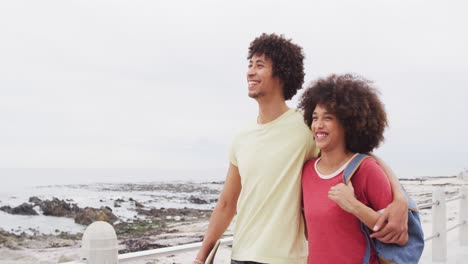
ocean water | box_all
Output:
[0,168,225,235]
[0,168,226,192]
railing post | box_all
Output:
[81,221,119,264]
[460,186,468,246]
[432,186,447,262]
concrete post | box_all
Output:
[432,186,447,262]
[460,186,468,246]
[81,221,119,264]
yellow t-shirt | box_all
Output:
[229,108,317,264]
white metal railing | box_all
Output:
[118,236,233,263]
[64,185,468,264]
[418,185,468,262]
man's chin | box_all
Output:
[248,91,262,99]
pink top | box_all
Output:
[302,157,392,264]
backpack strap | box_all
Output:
[342,153,370,185]
[342,153,372,264]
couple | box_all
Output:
[194,33,409,264]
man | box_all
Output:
[194,33,408,264]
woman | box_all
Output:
[298,74,407,263]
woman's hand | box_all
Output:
[328,183,358,214]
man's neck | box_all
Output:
[257,99,289,124]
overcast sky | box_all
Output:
[1,0,467,178]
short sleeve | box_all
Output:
[228,137,238,166]
[354,158,393,212]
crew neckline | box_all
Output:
[315,153,359,179]
[256,108,293,127]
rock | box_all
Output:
[74,207,118,225]
[119,239,167,253]
[134,201,144,208]
[0,206,12,214]
[28,196,42,205]
[40,198,81,217]
[0,229,20,249]
[27,227,40,236]
[0,203,38,215]
[210,181,225,184]
[57,231,83,240]
[14,203,38,215]
[49,237,76,248]
[0,230,9,244]
[136,208,211,220]
[188,196,208,204]
[114,198,125,208]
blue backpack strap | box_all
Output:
[342,153,371,264]
[360,223,372,264]
[342,153,370,184]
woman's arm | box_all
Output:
[370,154,408,244]
[328,182,379,228]
[328,183,408,246]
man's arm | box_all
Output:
[194,163,241,263]
[370,154,409,244]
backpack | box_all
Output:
[343,154,425,264]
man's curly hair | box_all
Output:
[248,33,305,100]
[298,74,388,153]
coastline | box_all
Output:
[0,176,464,263]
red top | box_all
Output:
[302,157,392,264]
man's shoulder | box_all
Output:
[283,108,309,128]
[288,108,305,119]
[232,108,308,137]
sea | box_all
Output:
[0,168,225,235]
[0,168,227,192]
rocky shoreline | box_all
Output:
[0,205,213,253]
[0,181,225,262]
